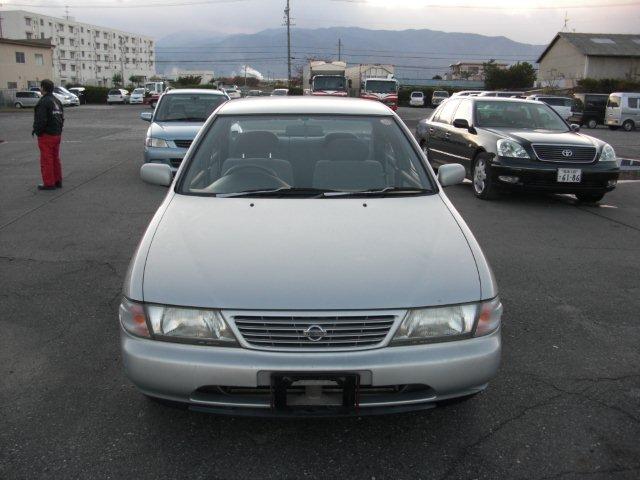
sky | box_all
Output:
[1,0,639,44]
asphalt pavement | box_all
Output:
[1,104,639,480]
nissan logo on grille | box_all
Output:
[561,149,574,157]
[303,325,327,342]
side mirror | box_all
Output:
[140,112,152,122]
[570,123,580,132]
[438,163,466,187]
[140,163,172,186]
[452,118,470,130]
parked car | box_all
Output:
[431,90,449,106]
[568,93,608,129]
[416,97,619,203]
[29,86,42,94]
[129,87,146,104]
[54,86,79,106]
[14,90,41,108]
[140,88,229,172]
[452,90,482,97]
[409,91,425,107]
[68,87,86,104]
[526,95,574,120]
[605,92,640,131]
[478,91,525,98]
[271,88,289,96]
[125,96,502,416]
[224,88,241,99]
[107,89,130,104]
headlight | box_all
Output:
[145,137,169,148]
[497,139,530,159]
[599,143,618,165]
[119,297,150,337]
[391,297,502,345]
[147,305,237,345]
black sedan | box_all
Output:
[416,97,620,202]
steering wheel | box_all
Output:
[224,164,280,179]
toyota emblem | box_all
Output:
[561,149,574,157]
[303,324,327,342]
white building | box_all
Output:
[0,9,156,87]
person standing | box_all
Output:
[32,79,64,190]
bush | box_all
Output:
[288,86,303,96]
[484,61,536,90]
[575,78,640,93]
[81,86,111,104]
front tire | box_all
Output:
[472,153,498,200]
[587,119,597,129]
[576,192,605,203]
[14,102,22,108]
[622,120,635,132]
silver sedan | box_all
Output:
[120,96,502,416]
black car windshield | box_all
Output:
[155,94,227,122]
[178,115,434,196]
[313,76,346,91]
[475,101,568,131]
[365,80,397,94]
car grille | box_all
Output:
[169,158,182,168]
[173,140,193,149]
[232,314,397,350]
[532,144,597,163]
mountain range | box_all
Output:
[156,27,546,81]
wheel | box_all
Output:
[472,153,499,200]
[576,192,605,203]
[608,125,619,130]
[587,119,597,129]
[622,120,635,132]
[14,102,22,108]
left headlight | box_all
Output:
[599,143,618,166]
[391,297,502,345]
[497,139,530,159]
[119,298,238,345]
[145,137,169,148]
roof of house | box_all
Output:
[537,32,640,62]
[0,38,54,49]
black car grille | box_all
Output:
[233,314,396,349]
[169,158,182,168]
[173,139,193,149]
[532,144,597,163]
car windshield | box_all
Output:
[133,88,145,94]
[411,92,423,97]
[154,93,227,122]
[365,80,397,94]
[314,76,346,91]
[178,115,434,196]
[474,101,568,131]
[56,86,72,95]
[108,90,120,95]
[272,89,288,95]
[433,91,449,98]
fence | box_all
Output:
[0,89,18,108]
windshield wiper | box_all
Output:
[322,187,433,197]
[217,187,342,198]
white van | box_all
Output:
[431,90,449,106]
[526,95,574,120]
[409,91,425,107]
[605,92,640,131]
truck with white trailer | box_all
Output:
[302,61,349,96]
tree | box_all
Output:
[483,61,536,90]
[129,75,144,85]
[111,73,123,86]
[432,74,443,80]
[174,75,202,86]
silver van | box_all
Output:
[526,95,574,120]
[606,92,640,131]
[14,90,41,108]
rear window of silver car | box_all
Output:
[154,93,227,122]
[178,115,434,195]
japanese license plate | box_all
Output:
[557,168,582,183]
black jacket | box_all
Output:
[33,93,64,136]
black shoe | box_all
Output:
[37,184,56,190]
[55,181,62,188]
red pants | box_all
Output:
[38,134,62,187]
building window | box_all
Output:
[35,54,44,66]
[40,19,44,26]
[25,17,32,26]
[15,52,26,63]
[70,51,75,59]
[70,39,75,46]
[81,38,85,45]
[40,33,45,39]
[59,37,65,45]
[26,32,32,39]
[61,63,66,71]
[68,26,73,33]
[71,64,76,71]
[82,63,86,69]
[8,82,18,89]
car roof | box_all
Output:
[468,97,544,105]
[165,88,227,95]
[216,96,393,116]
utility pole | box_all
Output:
[338,38,342,61]
[244,64,248,87]
[283,0,292,87]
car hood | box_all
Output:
[149,121,204,139]
[142,194,482,310]
[484,128,598,146]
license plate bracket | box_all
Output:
[271,373,360,412]
[557,168,582,183]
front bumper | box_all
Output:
[490,157,619,193]
[121,328,501,415]
[143,146,187,172]
[129,98,144,104]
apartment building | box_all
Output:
[0,10,156,86]
[0,38,54,89]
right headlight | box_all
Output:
[497,139,530,159]
[145,137,169,148]
[391,297,502,345]
[599,143,619,166]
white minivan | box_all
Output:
[605,92,640,131]
[409,91,425,107]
